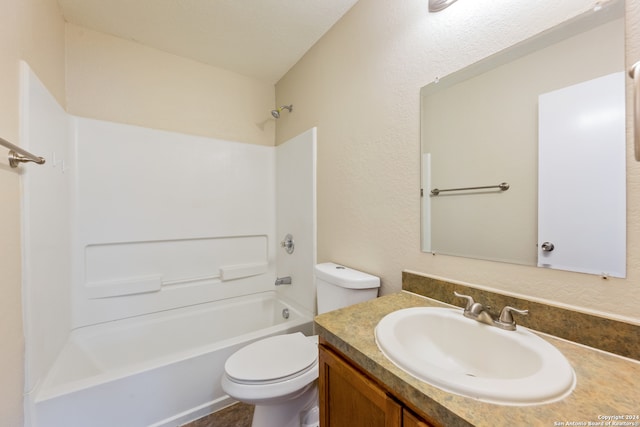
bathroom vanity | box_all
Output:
[319,342,433,426]
[314,272,640,427]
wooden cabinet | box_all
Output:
[403,409,432,427]
[319,342,436,427]
[319,341,401,427]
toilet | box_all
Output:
[221,262,380,427]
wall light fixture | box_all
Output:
[429,0,459,12]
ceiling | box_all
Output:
[57,0,359,84]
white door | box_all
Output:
[538,72,626,277]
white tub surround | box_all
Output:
[276,128,318,315]
[20,62,73,397]
[72,117,278,327]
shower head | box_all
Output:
[271,104,293,119]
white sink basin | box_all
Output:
[375,307,575,405]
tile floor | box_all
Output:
[181,403,254,427]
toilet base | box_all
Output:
[251,381,318,427]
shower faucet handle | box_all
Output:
[280,234,295,254]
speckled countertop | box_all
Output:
[314,292,640,427]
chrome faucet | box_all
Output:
[454,291,528,331]
[275,276,292,286]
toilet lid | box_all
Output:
[225,332,317,384]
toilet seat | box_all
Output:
[222,333,319,404]
[225,332,317,384]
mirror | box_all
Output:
[420,1,626,277]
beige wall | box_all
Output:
[65,24,276,146]
[0,0,65,424]
[276,0,640,321]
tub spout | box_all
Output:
[275,276,292,286]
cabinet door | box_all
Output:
[319,345,402,427]
[403,408,432,427]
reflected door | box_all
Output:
[537,72,626,277]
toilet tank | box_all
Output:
[315,262,380,314]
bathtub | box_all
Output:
[30,291,314,427]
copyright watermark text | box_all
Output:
[554,415,640,426]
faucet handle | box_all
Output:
[498,306,529,324]
[453,291,475,310]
